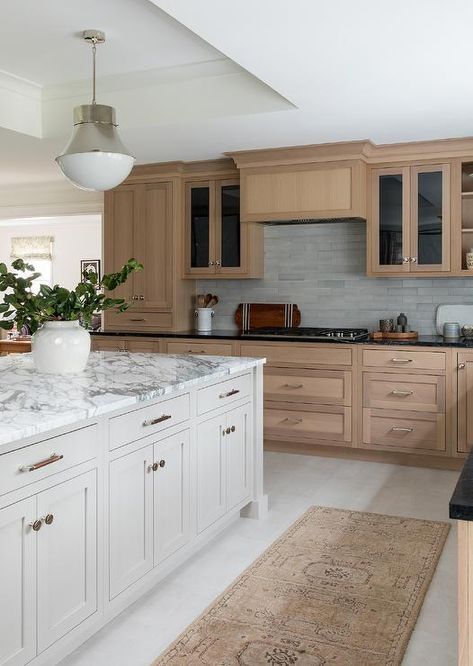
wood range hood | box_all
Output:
[227,136,473,225]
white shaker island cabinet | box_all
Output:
[0,351,266,666]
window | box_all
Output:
[10,236,54,293]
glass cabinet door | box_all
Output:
[372,168,410,272]
[410,165,450,272]
[217,181,241,271]
[186,182,215,274]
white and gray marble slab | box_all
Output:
[0,352,264,447]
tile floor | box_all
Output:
[60,452,460,666]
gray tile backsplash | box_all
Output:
[197,222,473,335]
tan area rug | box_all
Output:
[153,506,450,666]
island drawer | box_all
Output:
[105,309,173,331]
[264,367,352,406]
[165,340,233,356]
[264,405,351,443]
[198,373,251,415]
[0,424,98,496]
[363,373,445,413]
[362,349,446,371]
[239,343,352,368]
[362,408,445,452]
[109,393,190,450]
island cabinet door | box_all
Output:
[0,497,36,666]
[109,445,154,599]
[458,353,473,453]
[36,470,97,653]
[226,404,251,511]
[196,415,227,533]
[153,430,191,565]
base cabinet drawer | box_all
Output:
[363,409,446,452]
[362,349,446,371]
[0,425,98,496]
[265,367,351,406]
[109,393,190,450]
[197,373,251,416]
[240,343,352,368]
[264,406,351,443]
[165,340,233,356]
[363,373,445,413]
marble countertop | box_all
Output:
[450,449,473,521]
[91,329,473,348]
[0,352,264,448]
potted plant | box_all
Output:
[0,257,143,374]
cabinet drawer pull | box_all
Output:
[390,389,414,397]
[129,318,146,322]
[283,383,304,389]
[19,452,63,473]
[188,350,206,354]
[391,426,414,433]
[282,417,303,424]
[143,414,172,427]
[219,388,240,399]
[391,358,413,363]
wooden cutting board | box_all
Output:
[235,303,301,331]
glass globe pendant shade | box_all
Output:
[56,104,134,191]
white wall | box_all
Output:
[0,214,102,290]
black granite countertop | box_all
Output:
[91,329,473,347]
[450,450,473,521]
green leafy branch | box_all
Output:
[0,258,143,333]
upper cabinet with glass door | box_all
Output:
[184,178,263,279]
[369,164,451,275]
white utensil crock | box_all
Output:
[32,321,91,374]
[195,308,214,332]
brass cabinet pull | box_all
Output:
[391,426,414,433]
[19,452,63,473]
[283,383,304,389]
[282,417,303,424]
[208,260,215,267]
[230,425,236,432]
[132,295,139,300]
[143,414,172,427]
[188,350,206,354]
[129,318,146,322]
[411,257,417,263]
[391,358,413,363]
[391,389,414,397]
[147,462,159,473]
[159,459,166,468]
[459,362,466,370]
[44,514,54,526]
[139,295,144,300]
[225,427,231,435]
[215,260,221,267]
[402,257,410,264]
[219,388,240,399]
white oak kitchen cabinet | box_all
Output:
[0,351,266,666]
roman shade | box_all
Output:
[10,236,54,260]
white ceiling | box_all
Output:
[2,0,473,188]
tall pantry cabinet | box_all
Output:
[103,164,194,332]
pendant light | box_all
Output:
[56,30,134,191]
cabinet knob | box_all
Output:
[459,362,466,369]
[208,260,215,267]
[221,428,225,437]
[402,257,410,264]
[225,427,231,435]
[30,519,43,532]
[132,295,139,300]
[159,459,166,468]
[215,260,221,267]
[44,514,54,526]
[139,295,144,300]
[410,257,417,263]
[230,425,236,432]
[147,462,159,473]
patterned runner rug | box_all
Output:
[153,506,450,666]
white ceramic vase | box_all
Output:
[32,321,91,374]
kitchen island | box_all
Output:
[0,351,266,666]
